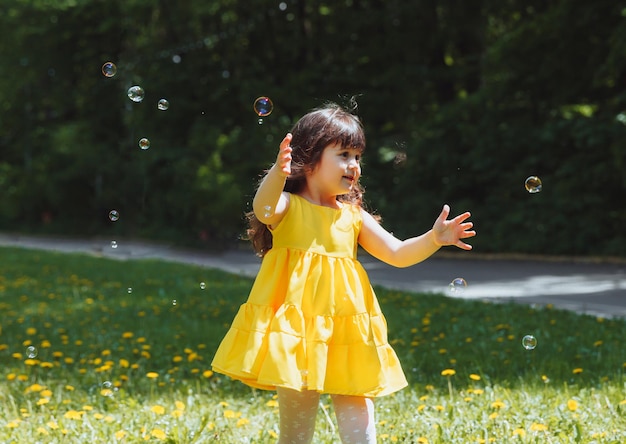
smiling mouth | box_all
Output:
[343,175,355,182]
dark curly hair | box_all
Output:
[246,103,370,256]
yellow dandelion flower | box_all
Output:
[40,361,54,368]
[513,428,525,437]
[266,399,279,407]
[417,437,429,444]
[489,412,498,420]
[64,410,84,420]
[17,375,28,381]
[65,385,75,391]
[41,340,51,348]
[24,359,38,366]
[219,401,229,407]
[122,332,134,339]
[171,410,183,418]
[82,405,93,411]
[26,327,37,335]
[25,383,45,393]
[224,409,241,418]
[53,351,64,358]
[64,357,74,364]
[268,430,278,438]
[441,369,456,376]
[115,430,127,439]
[203,370,214,378]
[173,356,183,363]
[93,413,104,420]
[567,399,578,411]
[491,400,505,409]
[6,419,21,428]
[151,405,166,415]
[41,389,53,397]
[572,368,583,374]
[619,399,626,405]
[434,405,444,411]
[151,428,167,439]
[47,421,59,430]
[37,427,49,435]
[529,423,548,432]
[417,404,426,412]
[7,373,16,381]
[119,358,129,368]
[37,398,50,406]
[469,374,481,381]
[236,418,250,427]
[146,372,159,379]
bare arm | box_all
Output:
[252,133,292,227]
[358,205,475,268]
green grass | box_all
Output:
[0,246,625,443]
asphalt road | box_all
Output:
[1,233,625,319]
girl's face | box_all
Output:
[307,143,362,197]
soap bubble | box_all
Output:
[172,299,177,306]
[524,176,542,194]
[139,138,150,150]
[127,86,145,103]
[26,346,38,359]
[101,62,117,77]
[111,240,118,249]
[108,210,119,221]
[448,277,467,293]
[522,335,537,350]
[157,99,169,111]
[200,282,206,290]
[100,381,117,397]
[253,96,273,117]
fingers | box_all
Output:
[277,133,293,176]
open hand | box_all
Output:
[275,133,293,176]
[432,204,476,250]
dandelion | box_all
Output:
[114,430,127,440]
[567,399,578,411]
[151,428,167,439]
[37,398,50,406]
[122,332,134,339]
[491,400,505,409]
[441,368,455,399]
[237,418,250,427]
[572,368,583,374]
[64,410,84,420]
[266,399,279,407]
[151,405,166,415]
[417,438,429,444]
[47,421,59,430]
[469,374,481,381]
[224,410,241,419]
[529,423,548,432]
[37,427,49,435]
[146,371,159,379]
[489,412,498,420]
[513,428,526,437]
[203,370,214,378]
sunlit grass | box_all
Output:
[0,246,625,443]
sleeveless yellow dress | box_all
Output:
[211,193,408,397]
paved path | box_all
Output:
[1,233,625,319]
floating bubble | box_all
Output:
[108,210,119,222]
[100,381,117,397]
[258,118,264,125]
[264,205,272,218]
[26,346,38,359]
[524,176,542,194]
[102,62,117,77]
[522,334,537,350]
[200,282,206,290]
[139,138,150,150]
[127,288,132,294]
[111,240,118,249]
[253,96,273,117]
[157,99,169,111]
[448,277,467,293]
[172,299,177,306]
[127,85,145,103]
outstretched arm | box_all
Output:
[358,204,476,268]
[252,133,293,227]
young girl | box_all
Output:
[211,103,475,443]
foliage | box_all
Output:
[0,247,625,442]
[0,0,625,256]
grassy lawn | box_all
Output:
[0,246,625,443]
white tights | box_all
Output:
[277,388,376,444]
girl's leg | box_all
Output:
[330,394,376,444]
[277,387,320,444]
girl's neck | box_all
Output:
[297,187,341,209]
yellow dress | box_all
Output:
[211,193,408,397]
